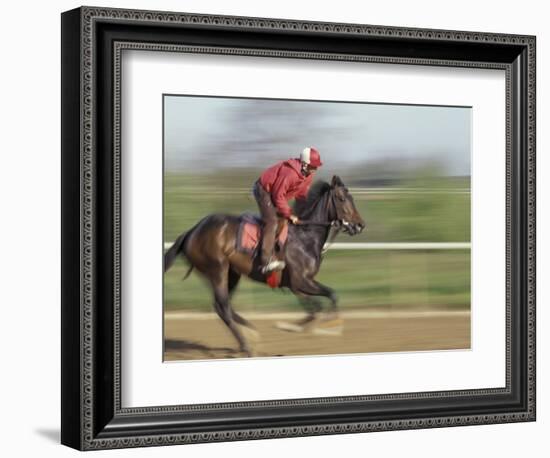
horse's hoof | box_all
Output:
[311,326,343,336]
[275,321,305,333]
[242,348,257,358]
[239,325,261,342]
[310,319,344,336]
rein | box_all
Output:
[296,220,333,226]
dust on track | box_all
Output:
[164,311,470,361]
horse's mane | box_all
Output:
[293,181,331,218]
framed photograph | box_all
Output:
[61,6,536,450]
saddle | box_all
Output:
[235,214,289,289]
[236,213,289,256]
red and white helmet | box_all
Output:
[300,147,323,168]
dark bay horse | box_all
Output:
[164,175,365,356]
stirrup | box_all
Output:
[261,259,286,274]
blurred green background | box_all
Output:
[164,171,470,312]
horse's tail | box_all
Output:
[164,231,189,273]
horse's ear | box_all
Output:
[331,175,343,187]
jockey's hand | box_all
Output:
[289,215,300,225]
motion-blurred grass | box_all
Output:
[164,250,470,311]
[164,172,470,312]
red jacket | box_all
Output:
[259,158,313,218]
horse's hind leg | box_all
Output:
[213,292,253,357]
[227,269,261,342]
[210,269,253,357]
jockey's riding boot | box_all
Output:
[261,257,286,274]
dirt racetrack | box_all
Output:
[164,310,470,361]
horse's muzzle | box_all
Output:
[341,220,365,235]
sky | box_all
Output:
[164,95,471,176]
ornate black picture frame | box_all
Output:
[61,6,536,451]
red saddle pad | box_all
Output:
[238,220,289,253]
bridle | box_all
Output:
[298,187,345,228]
[295,188,346,253]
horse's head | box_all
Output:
[330,175,366,236]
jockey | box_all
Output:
[253,147,323,273]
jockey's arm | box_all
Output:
[270,175,293,219]
[295,186,309,201]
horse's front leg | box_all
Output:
[296,293,323,323]
[297,278,338,313]
[298,279,343,335]
[275,291,322,333]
